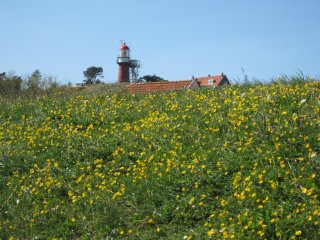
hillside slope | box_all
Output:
[0,80,319,239]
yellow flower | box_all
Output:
[220,199,228,207]
[188,197,195,205]
[297,157,304,162]
[96,164,102,169]
[207,229,215,237]
[295,230,302,236]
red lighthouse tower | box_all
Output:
[117,42,141,83]
[117,42,131,83]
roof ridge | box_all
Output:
[131,80,192,84]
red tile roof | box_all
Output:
[196,75,230,87]
[123,80,199,94]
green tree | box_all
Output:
[0,72,22,95]
[27,69,42,90]
[0,72,5,79]
[83,66,104,84]
[138,74,165,83]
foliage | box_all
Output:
[83,66,104,85]
[41,75,60,90]
[0,70,61,98]
[26,69,42,91]
[0,72,22,96]
[138,74,165,82]
[0,76,320,239]
[25,69,60,90]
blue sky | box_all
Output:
[1,0,319,84]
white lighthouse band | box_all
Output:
[117,57,130,63]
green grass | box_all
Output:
[0,77,319,239]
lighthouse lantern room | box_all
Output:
[118,43,130,60]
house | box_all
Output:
[122,73,230,94]
[195,73,230,87]
[122,78,200,94]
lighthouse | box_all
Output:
[117,42,140,83]
[117,42,130,83]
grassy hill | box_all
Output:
[0,78,319,239]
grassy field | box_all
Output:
[0,78,319,239]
